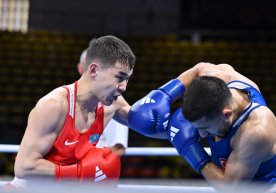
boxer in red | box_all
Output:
[12,35,136,185]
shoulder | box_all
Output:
[29,87,68,128]
[234,107,274,154]
[37,87,67,111]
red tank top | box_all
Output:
[45,82,105,165]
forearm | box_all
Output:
[177,64,200,87]
[14,157,56,178]
[201,162,225,182]
[201,162,231,192]
[177,62,219,87]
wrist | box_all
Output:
[159,79,185,102]
[195,157,211,173]
[10,177,27,188]
[182,143,211,173]
[199,161,211,174]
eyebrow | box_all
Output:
[197,126,208,130]
[117,71,131,78]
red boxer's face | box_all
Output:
[94,62,133,106]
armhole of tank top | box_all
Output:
[55,84,75,138]
[93,102,104,134]
[100,103,104,133]
[67,84,75,118]
[227,80,251,90]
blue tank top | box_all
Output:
[208,80,276,183]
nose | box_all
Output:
[198,129,208,138]
[118,80,128,93]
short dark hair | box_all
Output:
[86,35,136,70]
[182,76,232,122]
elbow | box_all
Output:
[194,62,213,73]
[218,63,235,71]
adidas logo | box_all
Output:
[140,97,155,105]
[94,166,107,182]
[169,126,179,141]
[163,120,169,130]
[162,113,170,130]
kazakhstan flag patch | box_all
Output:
[89,134,100,143]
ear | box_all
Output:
[88,63,98,78]
[222,108,233,120]
[77,63,85,75]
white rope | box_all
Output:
[117,184,215,193]
[125,147,211,156]
[0,181,7,186]
[0,144,211,156]
[0,180,215,193]
[0,181,272,193]
[0,145,19,153]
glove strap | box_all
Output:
[159,79,185,102]
[55,164,79,180]
[182,143,211,173]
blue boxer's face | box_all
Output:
[191,113,231,138]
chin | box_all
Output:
[103,100,113,106]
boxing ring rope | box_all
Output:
[117,184,215,193]
[0,144,211,155]
[125,147,211,156]
[0,144,215,193]
[0,145,19,153]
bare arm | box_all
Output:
[177,62,236,86]
[201,116,272,190]
[109,95,131,126]
[100,96,130,155]
[177,62,261,91]
[14,96,66,178]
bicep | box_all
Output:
[225,131,269,182]
[225,151,259,183]
[16,100,63,164]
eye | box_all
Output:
[116,76,126,82]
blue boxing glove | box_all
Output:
[128,79,185,137]
[167,108,210,173]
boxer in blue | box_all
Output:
[166,63,276,192]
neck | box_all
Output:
[76,76,99,113]
[229,89,251,123]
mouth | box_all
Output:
[207,133,217,137]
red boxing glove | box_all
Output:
[79,147,121,182]
[55,147,121,183]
